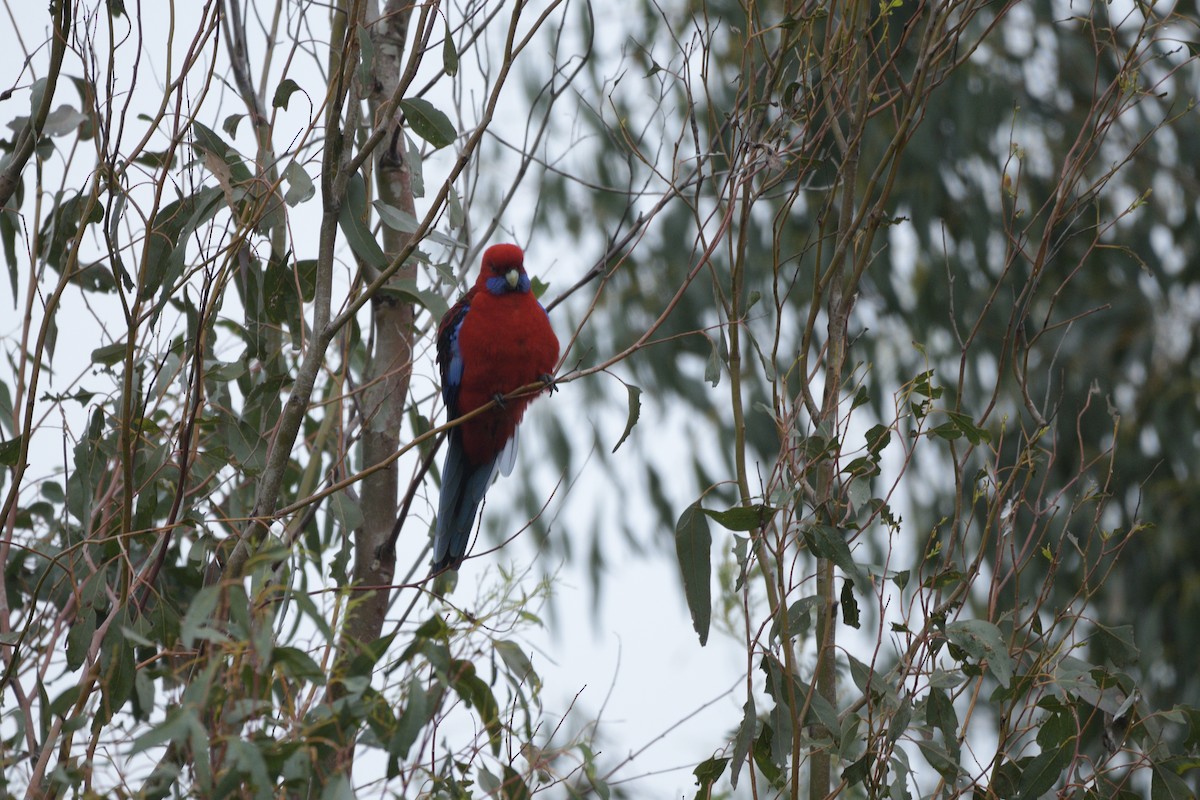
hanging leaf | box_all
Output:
[612,382,641,452]
[803,524,868,586]
[0,436,23,466]
[338,173,387,270]
[357,25,375,92]
[675,501,712,646]
[272,78,302,110]
[442,20,459,76]
[703,503,775,531]
[43,105,88,137]
[283,160,314,206]
[1016,743,1072,799]
[840,579,860,628]
[730,697,755,788]
[399,98,456,149]
[945,619,1013,688]
[692,757,729,800]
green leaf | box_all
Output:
[221,113,244,138]
[399,98,455,149]
[448,659,501,755]
[66,407,105,524]
[925,687,959,760]
[91,341,127,366]
[842,752,871,787]
[282,161,314,206]
[40,480,64,503]
[1036,707,1073,750]
[803,524,868,586]
[337,173,387,270]
[911,369,942,399]
[29,78,48,121]
[442,20,459,76]
[43,105,88,137]
[478,769,500,794]
[916,738,960,782]
[760,654,841,743]
[612,382,641,453]
[840,579,860,628]
[705,335,722,386]
[945,619,1013,688]
[675,501,712,646]
[1151,761,1196,799]
[140,186,223,304]
[50,685,82,718]
[271,646,324,683]
[130,706,201,756]
[66,609,95,670]
[372,200,461,248]
[272,78,302,110]
[99,626,136,724]
[692,756,728,800]
[771,595,822,643]
[1092,622,1139,668]
[389,679,435,761]
[1016,744,1071,799]
[752,723,782,786]
[501,766,532,800]
[494,640,541,690]
[377,278,450,319]
[180,585,227,649]
[888,694,913,744]
[329,489,364,535]
[865,423,891,456]
[0,436,21,466]
[447,185,464,229]
[889,754,913,800]
[2,207,19,301]
[730,697,755,788]
[372,201,421,234]
[703,503,776,531]
[356,25,374,92]
[945,410,990,444]
[191,122,253,183]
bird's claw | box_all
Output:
[540,373,558,394]
[491,392,507,409]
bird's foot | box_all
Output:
[540,373,558,394]
[491,392,507,409]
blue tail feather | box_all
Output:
[432,431,499,572]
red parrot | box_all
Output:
[432,244,560,572]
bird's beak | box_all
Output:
[505,268,520,289]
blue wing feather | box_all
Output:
[436,290,473,416]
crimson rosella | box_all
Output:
[432,244,560,572]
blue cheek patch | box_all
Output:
[485,273,532,295]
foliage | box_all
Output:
[0,0,603,797]
[1,0,1199,798]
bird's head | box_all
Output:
[478,243,531,296]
